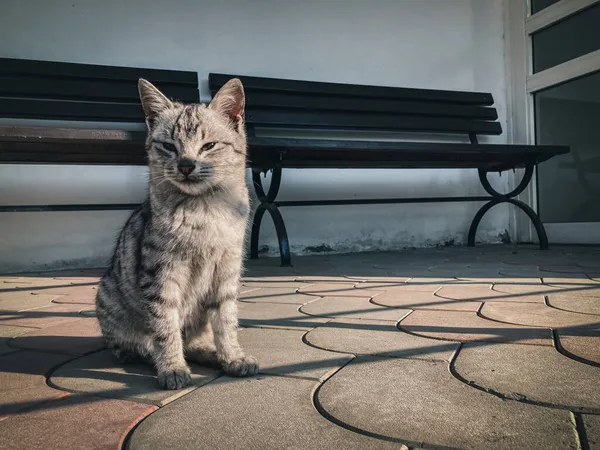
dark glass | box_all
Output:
[531,0,561,14]
[536,71,600,223]
[532,4,600,73]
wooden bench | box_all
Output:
[209,73,570,266]
[0,57,199,210]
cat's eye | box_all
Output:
[161,142,178,153]
[201,142,217,151]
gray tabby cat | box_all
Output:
[95,78,258,390]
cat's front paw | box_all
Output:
[222,355,259,377]
[157,366,192,390]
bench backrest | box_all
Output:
[0,58,199,123]
[209,73,501,139]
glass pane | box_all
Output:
[531,0,561,14]
[536,71,600,223]
[532,3,600,73]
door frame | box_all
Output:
[505,0,600,244]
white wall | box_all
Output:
[0,0,511,272]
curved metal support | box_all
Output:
[249,164,291,266]
[249,203,291,266]
[468,198,548,250]
[478,164,534,198]
[252,165,283,203]
[250,203,268,259]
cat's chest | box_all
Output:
[168,198,248,246]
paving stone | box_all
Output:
[583,414,600,449]
[404,277,460,288]
[556,332,600,365]
[297,283,382,298]
[129,374,398,450]
[300,296,408,321]
[0,303,85,328]
[480,302,599,328]
[238,327,352,380]
[0,325,35,356]
[305,318,458,361]
[239,287,310,305]
[50,349,220,406]
[0,278,73,289]
[372,289,481,311]
[0,291,56,311]
[454,342,600,411]
[52,276,101,283]
[435,284,512,301]
[32,285,98,304]
[539,265,589,274]
[492,282,557,296]
[399,310,552,345]
[239,286,259,295]
[297,275,359,283]
[547,294,600,315]
[9,318,104,355]
[242,276,309,288]
[317,357,575,450]
[0,325,36,338]
[498,268,545,278]
[238,301,327,330]
[543,281,600,297]
[0,393,156,450]
[0,350,73,416]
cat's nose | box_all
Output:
[178,159,195,176]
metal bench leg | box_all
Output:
[250,164,291,266]
[468,164,548,250]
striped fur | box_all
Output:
[95,78,257,390]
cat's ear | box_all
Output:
[209,78,245,126]
[138,78,173,125]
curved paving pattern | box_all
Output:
[317,357,576,449]
[557,332,600,365]
[2,247,600,449]
[129,375,399,450]
[0,350,72,416]
[238,300,328,330]
[238,327,353,380]
[300,296,407,321]
[546,293,600,315]
[0,325,35,356]
[454,342,600,411]
[372,289,481,311]
[480,302,599,328]
[0,292,57,311]
[50,350,220,406]
[9,317,103,355]
[399,309,553,345]
[305,318,458,361]
[239,287,310,304]
[0,394,156,450]
[297,283,382,298]
[436,284,538,302]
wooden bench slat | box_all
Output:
[210,73,494,105]
[0,57,198,85]
[0,76,199,103]
[242,92,498,120]
[246,107,502,135]
[0,98,147,122]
